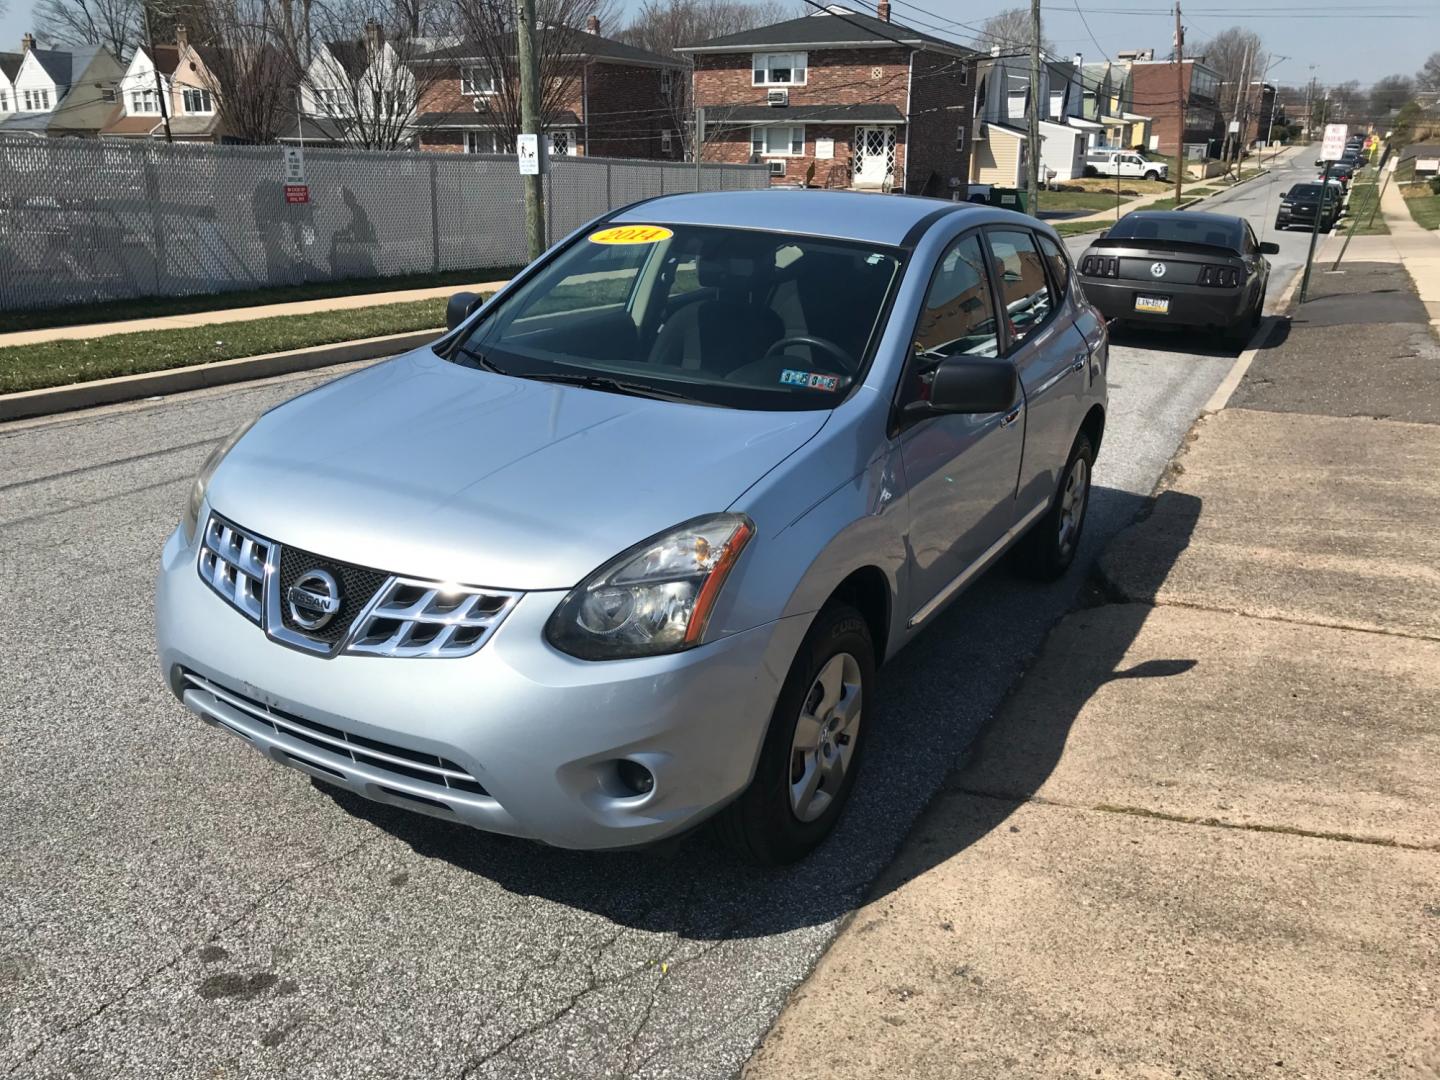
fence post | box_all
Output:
[143,145,165,295]
[429,157,441,272]
[545,170,553,248]
[606,160,612,209]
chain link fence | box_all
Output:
[0,137,767,313]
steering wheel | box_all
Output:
[761,335,856,375]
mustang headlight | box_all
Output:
[180,417,259,546]
[545,514,755,660]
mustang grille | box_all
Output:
[181,669,490,796]
[195,512,520,658]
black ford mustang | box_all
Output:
[1076,210,1278,347]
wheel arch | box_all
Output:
[1080,402,1106,457]
[824,565,892,664]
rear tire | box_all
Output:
[714,603,874,865]
[1014,431,1094,581]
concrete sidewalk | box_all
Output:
[0,279,510,349]
[743,198,1440,1076]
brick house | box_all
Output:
[1129,56,1222,158]
[415,20,684,159]
[678,3,975,194]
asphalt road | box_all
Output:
[1,164,1321,1079]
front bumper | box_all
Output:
[1079,278,1249,329]
[155,525,807,850]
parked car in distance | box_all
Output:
[1077,209,1276,346]
[155,190,1110,865]
[1085,149,1169,181]
[1323,162,1360,188]
[1277,183,1342,232]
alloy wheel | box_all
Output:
[788,652,862,823]
[1057,455,1089,557]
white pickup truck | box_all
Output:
[1084,150,1169,181]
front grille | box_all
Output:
[199,516,270,623]
[276,545,390,645]
[181,669,490,797]
[196,512,521,659]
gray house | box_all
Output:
[970,50,1096,184]
[1,39,124,137]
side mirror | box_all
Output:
[1259,241,1280,255]
[446,291,484,332]
[925,357,1019,415]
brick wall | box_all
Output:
[701,121,896,188]
[586,61,683,160]
[1131,62,1219,156]
[905,50,973,195]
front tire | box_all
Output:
[715,603,873,865]
[1014,432,1094,581]
[1144,169,1160,181]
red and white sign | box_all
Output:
[1321,123,1349,162]
[284,184,310,204]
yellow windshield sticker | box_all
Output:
[588,225,674,245]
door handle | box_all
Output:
[999,405,1022,428]
[1069,352,1088,374]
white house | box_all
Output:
[287,23,417,146]
[0,49,22,116]
[100,43,181,138]
[0,37,123,136]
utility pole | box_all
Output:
[516,0,545,261]
[693,105,704,191]
[143,5,173,144]
[1026,0,1041,216]
[1172,3,1184,207]
[1303,69,1315,139]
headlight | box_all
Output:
[179,417,259,546]
[545,514,755,660]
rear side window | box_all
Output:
[985,229,1056,345]
[1037,233,1070,297]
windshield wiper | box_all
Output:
[519,371,696,403]
[453,345,510,376]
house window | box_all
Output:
[129,89,159,114]
[1,91,11,111]
[1006,89,1026,121]
[549,130,571,155]
[1049,90,1063,119]
[660,129,673,152]
[752,52,806,86]
[313,87,345,113]
[752,124,804,156]
[465,130,505,153]
[182,88,213,113]
[955,124,966,151]
[101,88,117,103]
[24,89,52,111]
[460,66,496,95]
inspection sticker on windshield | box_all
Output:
[588,225,673,245]
[780,369,842,392]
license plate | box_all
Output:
[1134,295,1170,315]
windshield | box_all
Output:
[1107,215,1241,250]
[447,222,904,411]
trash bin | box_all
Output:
[990,187,1028,214]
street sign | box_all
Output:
[517,134,541,176]
[283,146,305,184]
[1321,123,1348,162]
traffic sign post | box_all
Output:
[1299,125,1347,303]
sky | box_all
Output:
[0,0,1431,87]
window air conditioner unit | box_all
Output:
[767,88,788,107]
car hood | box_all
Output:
[207,350,829,590]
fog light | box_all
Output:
[615,759,655,797]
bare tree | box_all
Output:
[1369,74,1415,118]
[447,0,620,151]
[188,0,296,142]
[1202,26,1265,122]
[968,7,1053,57]
[289,4,452,150]
[1418,51,1440,93]
[35,0,139,58]
[618,0,790,160]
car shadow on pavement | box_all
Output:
[1107,324,1244,358]
[316,487,1201,940]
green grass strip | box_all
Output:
[0,297,451,395]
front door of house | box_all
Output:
[853,126,894,188]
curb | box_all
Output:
[0,328,441,424]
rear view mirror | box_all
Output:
[1259,241,1280,255]
[446,291,484,331]
[925,357,1019,415]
